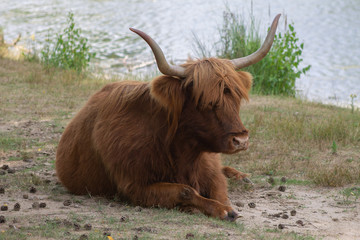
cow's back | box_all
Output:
[56,82,144,196]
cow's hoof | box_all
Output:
[242,177,254,185]
[225,210,240,222]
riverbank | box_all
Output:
[1,58,359,239]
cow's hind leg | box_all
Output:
[128,182,239,221]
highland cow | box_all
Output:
[56,14,280,221]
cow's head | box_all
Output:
[130,14,280,154]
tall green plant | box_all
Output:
[194,9,310,96]
[41,12,95,72]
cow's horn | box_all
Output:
[231,14,281,69]
[130,28,186,78]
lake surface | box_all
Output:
[1,0,359,107]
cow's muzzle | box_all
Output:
[230,136,249,152]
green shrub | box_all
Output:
[194,8,310,96]
[41,12,95,72]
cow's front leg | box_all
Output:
[127,182,239,221]
[222,166,252,183]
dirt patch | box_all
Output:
[230,184,360,240]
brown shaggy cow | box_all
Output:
[56,14,280,221]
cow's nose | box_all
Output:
[232,136,249,150]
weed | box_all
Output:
[350,94,357,114]
[41,12,95,72]
[341,187,360,204]
[331,141,337,154]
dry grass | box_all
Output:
[228,95,360,187]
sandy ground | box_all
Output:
[231,185,360,239]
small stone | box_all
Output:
[79,234,88,240]
[7,168,15,174]
[84,223,92,231]
[23,194,29,199]
[29,186,37,193]
[278,185,286,192]
[0,205,8,211]
[63,200,72,206]
[0,187,4,194]
[1,165,9,170]
[235,201,245,207]
[332,218,339,222]
[248,202,256,208]
[296,220,304,226]
[290,210,297,216]
[13,203,21,211]
[32,202,40,209]
[39,202,46,208]
[280,177,287,183]
[282,214,289,219]
[278,224,285,229]
[186,233,195,239]
[267,177,275,184]
[0,215,6,223]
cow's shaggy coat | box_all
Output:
[56,58,252,220]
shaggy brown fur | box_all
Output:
[56,58,252,220]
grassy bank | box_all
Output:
[1,58,359,239]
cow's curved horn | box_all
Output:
[231,14,281,69]
[130,28,186,78]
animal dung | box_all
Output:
[278,185,286,192]
[29,186,37,193]
[296,220,304,226]
[278,223,285,229]
[63,199,72,206]
[0,187,4,194]
[84,223,92,230]
[290,210,297,216]
[267,177,275,184]
[248,202,256,208]
[39,202,47,208]
[0,215,5,223]
[13,203,21,211]
[1,165,9,170]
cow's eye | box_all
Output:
[224,87,231,94]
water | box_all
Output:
[1,0,359,107]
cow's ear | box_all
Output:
[150,76,184,140]
[237,71,252,92]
